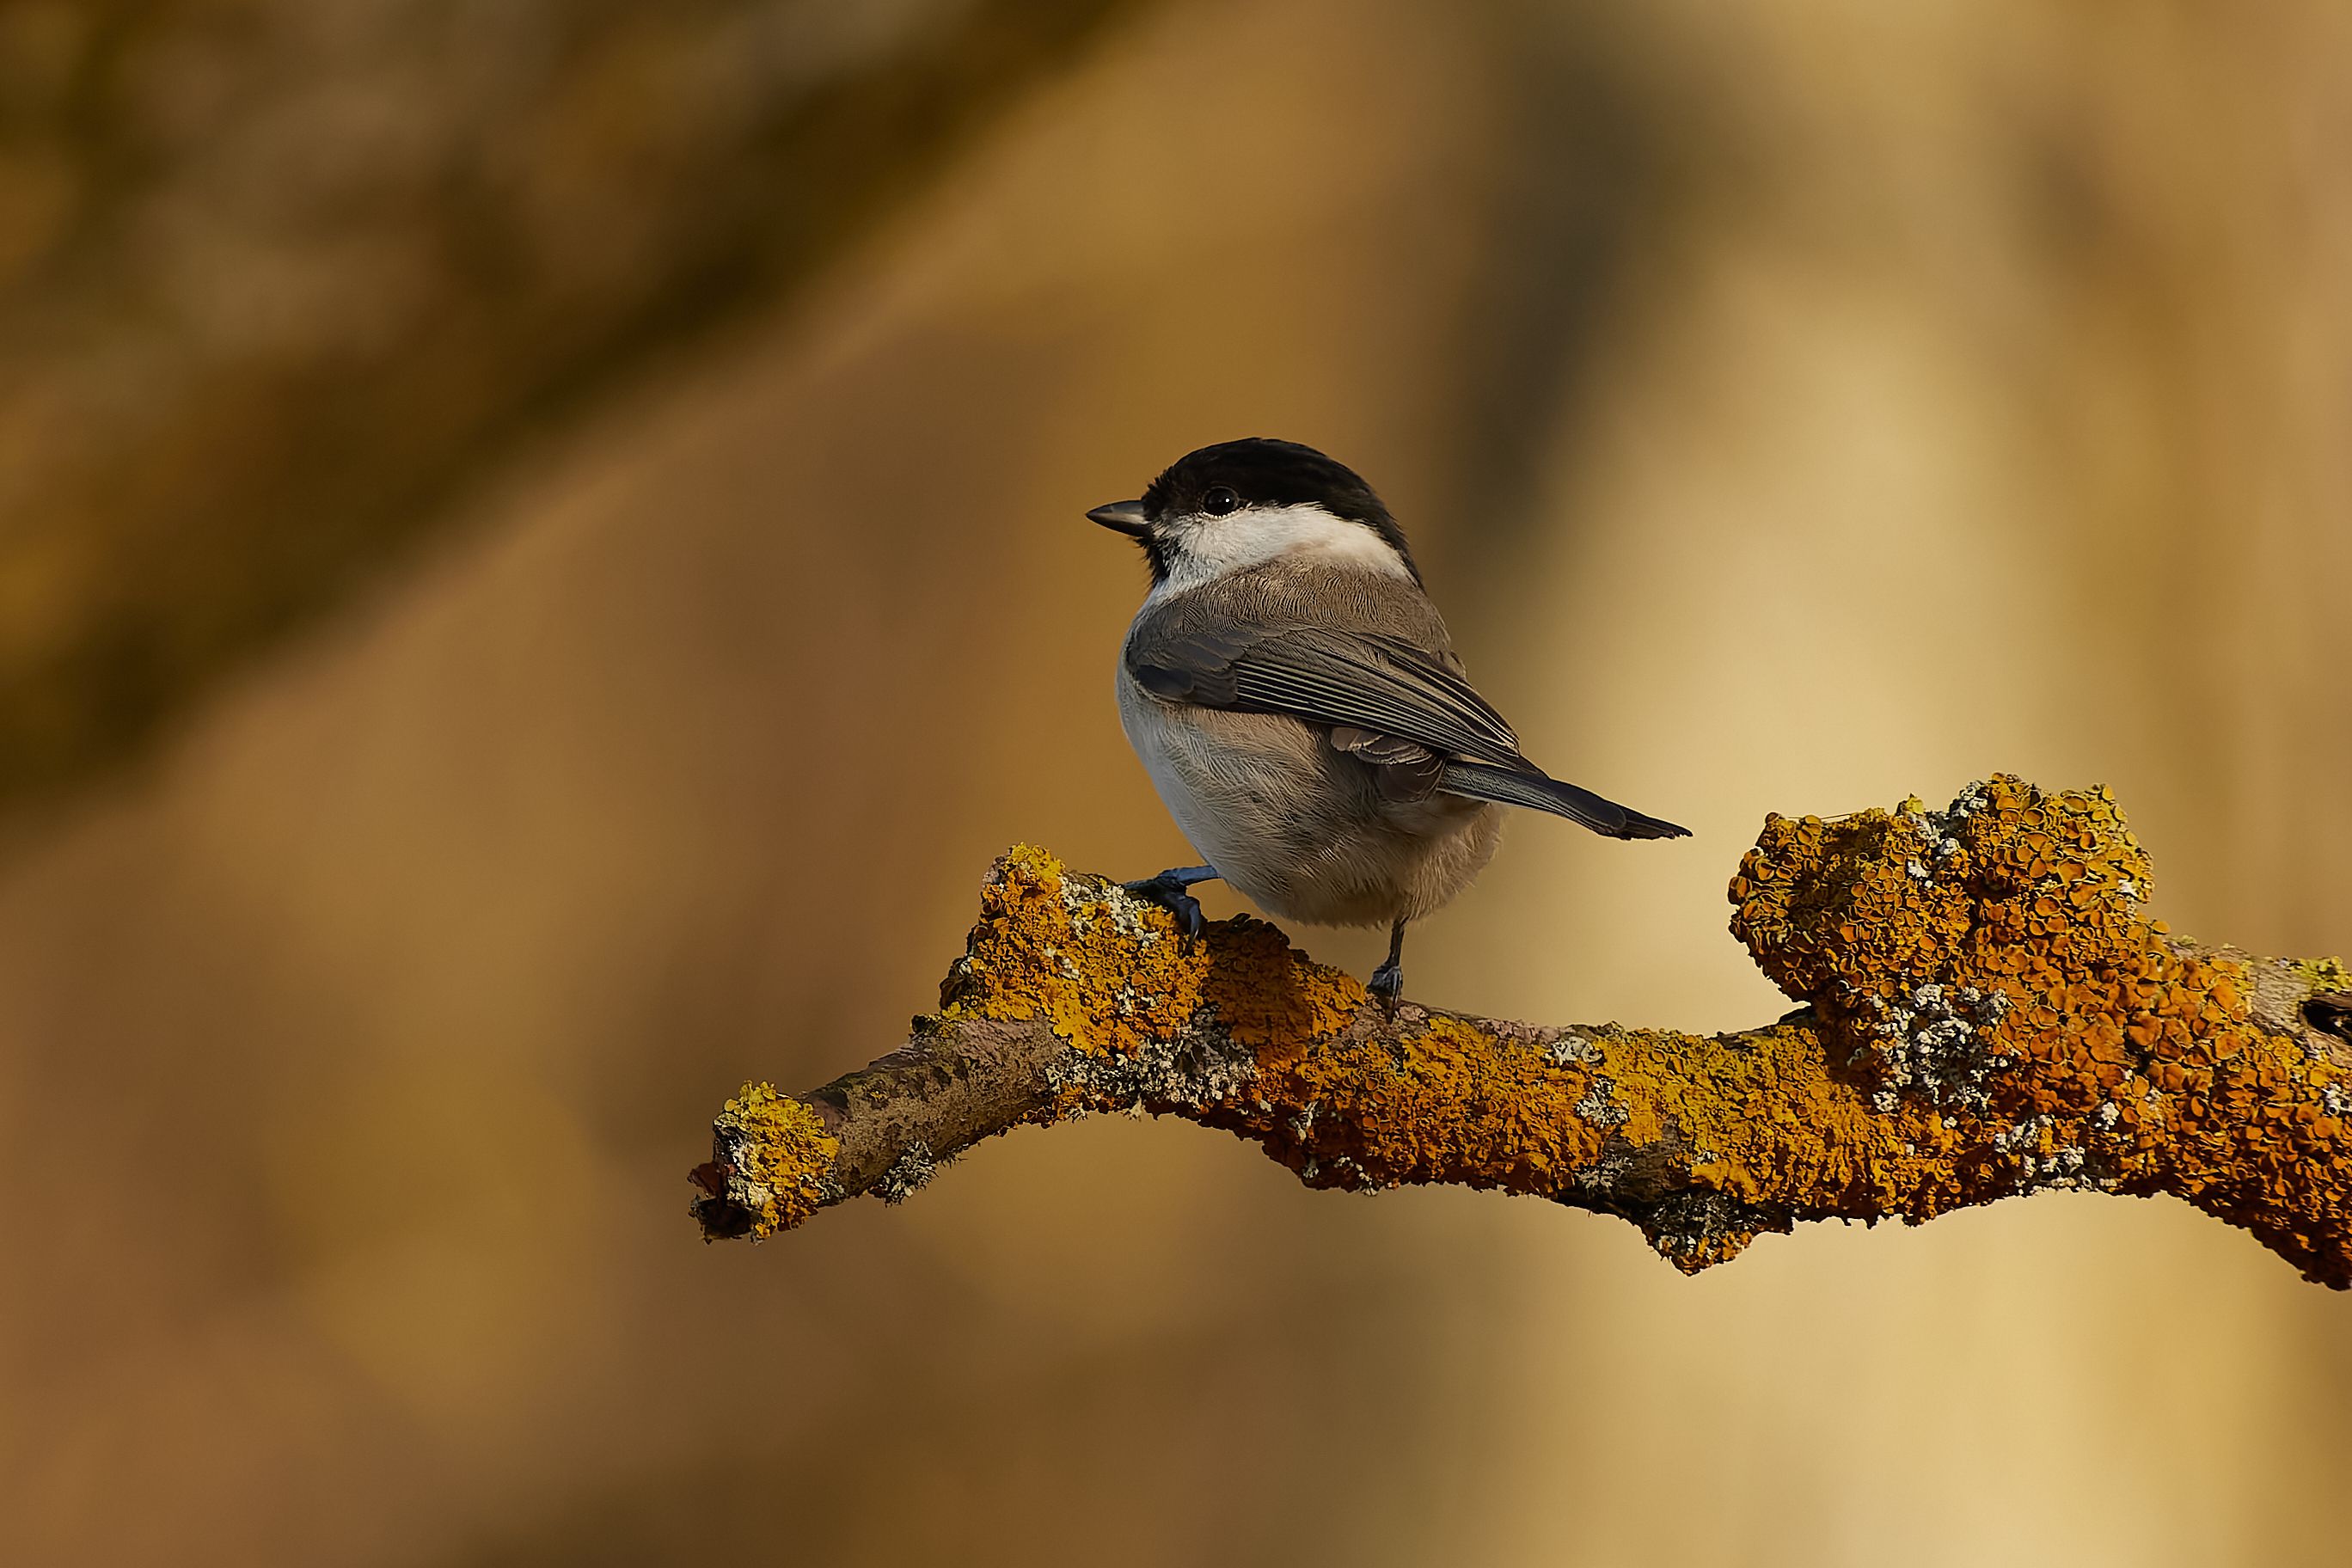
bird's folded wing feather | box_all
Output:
[1124,573,1691,840]
[1126,616,1527,769]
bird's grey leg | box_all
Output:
[1367,918,1407,1012]
[1122,865,1220,944]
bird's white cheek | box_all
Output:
[1148,504,1412,601]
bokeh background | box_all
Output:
[4,2,2350,1563]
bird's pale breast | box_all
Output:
[1116,661,1499,928]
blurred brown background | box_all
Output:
[4,2,2349,1563]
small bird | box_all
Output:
[1091,437,1688,1008]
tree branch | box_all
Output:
[689,776,2352,1285]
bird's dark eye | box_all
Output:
[1201,486,1240,517]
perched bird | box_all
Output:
[1091,437,1687,1008]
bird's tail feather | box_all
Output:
[1438,762,1690,841]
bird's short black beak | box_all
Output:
[1087,499,1149,537]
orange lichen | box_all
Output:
[940,787,2351,1281]
[1730,775,2352,1283]
[708,1082,841,1240]
[912,842,2016,1268]
[1244,1013,1606,1191]
[702,783,2352,1284]
[935,844,1360,1057]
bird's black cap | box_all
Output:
[1137,438,1420,583]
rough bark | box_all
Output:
[691,776,2352,1284]
[0,0,1154,815]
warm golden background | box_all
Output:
[4,2,2349,1563]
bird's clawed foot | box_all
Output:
[1123,866,1219,949]
[1364,918,1409,1018]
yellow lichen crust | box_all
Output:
[1196,1009,1793,1269]
[707,1082,841,1240]
[701,785,2350,1284]
[934,848,1861,1269]
[936,843,1361,1061]
[2296,956,2352,996]
[1731,775,2352,1284]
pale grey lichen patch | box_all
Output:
[1637,1190,1769,1265]
[1571,1148,1637,1197]
[1321,1152,1387,1191]
[1576,1075,1628,1129]
[1545,1029,1602,1069]
[1044,1024,1259,1117]
[1991,1114,2048,1158]
[1991,1113,2100,1189]
[1860,981,2013,1113]
[1926,780,1990,840]
[1067,873,1155,941]
[2326,1082,2351,1118]
[1899,780,1988,878]
[873,1141,940,1205]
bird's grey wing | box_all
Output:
[1128,612,1527,769]
[1328,725,1447,801]
[1126,577,1691,840]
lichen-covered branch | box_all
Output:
[690,777,2352,1285]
